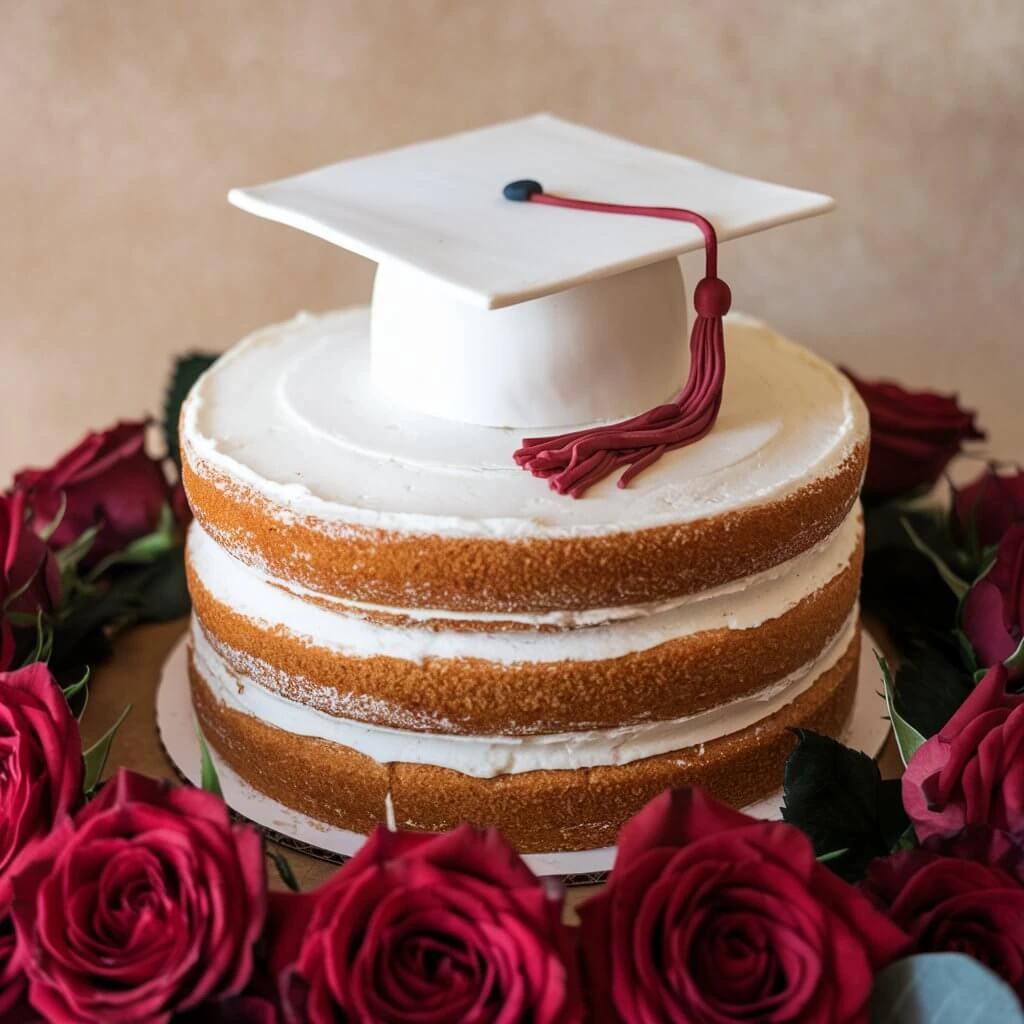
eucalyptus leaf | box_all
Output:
[877,653,927,766]
[164,353,218,468]
[196,726,223,798]
[82,704,132,794]
[871,953,1023,1023]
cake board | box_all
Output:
[156,630,891,883]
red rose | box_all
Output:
[577,789,909,1024]
[903,664,1024,841]
[0,663,82,875]
[955,467,1024,548]
[10,769,266,1024]
[863,828,1024,998]
[14,421,173,569]
[962,524,1024,667]
[842,369,984,501]
[0,492,60,670]
[271,825,581,1024]
[0,873,27,1019]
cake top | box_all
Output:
[228,114,833,311]
[182,311,866,540]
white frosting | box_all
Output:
[188,505,861,664]
[182,309,866,541]
[191,610,858,777]
[370,259,689,428]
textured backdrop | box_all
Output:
[3,0,1022,479]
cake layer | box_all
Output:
[191,609,857,775]
[187,510,862,734]
[181,310,868,613]
[190,625,860,852]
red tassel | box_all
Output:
[504,183,731,498]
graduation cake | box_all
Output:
[181,116,868,853]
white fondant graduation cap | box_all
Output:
[229,114,834,497]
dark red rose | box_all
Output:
[843,369,984,501]
[0,492,60,670]
[903,664,1024,841]
[10,769,266,1024]
[14,420,173,569]
[178,993,280,1023]
[0,663,82,876]
[863,828,1024,998]
[955,467,1024,548]
[963,524,1024,667]
[0,872,27,1019]
[577,788,909,1024]
[270,825,581,1024]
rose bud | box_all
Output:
[14,420,173,569]
[842,369,983,502]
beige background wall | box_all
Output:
[2,0,1022,481]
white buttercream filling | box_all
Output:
[181,309,866,540]
[192,610,858,777]
[188,505,861,664]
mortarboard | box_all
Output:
[229,114,833,497]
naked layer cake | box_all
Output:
[182,116,867,852]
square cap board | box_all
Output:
[229,114,834,310]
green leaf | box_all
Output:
[86,505,178,580]
[1005,634,1024,674]
[890,825,919,853]
[61,666,90,704]
[20,611,54,666]
[196,726,223,798]
[892,646,974,739]
[901,516,970,600]
[871,953,1023,1023]
[164,353,218,469]
[782,730,909,883]
[816,847,850,864]
[36,492,67,543]
[954,628,979,674]
[82,704,132,794]
[877,653,927,766]
[55,523,102,579]
[268,848,301,892]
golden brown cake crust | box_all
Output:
[182,441,866,614]
[188,534,861,735]
[190,628,859,853]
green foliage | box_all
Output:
[82,704,132,794]
[196,726,223,799]
[268,848,301,892]
[163,353,218,469]
[782,730,910,883]
[877,654,927,766]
